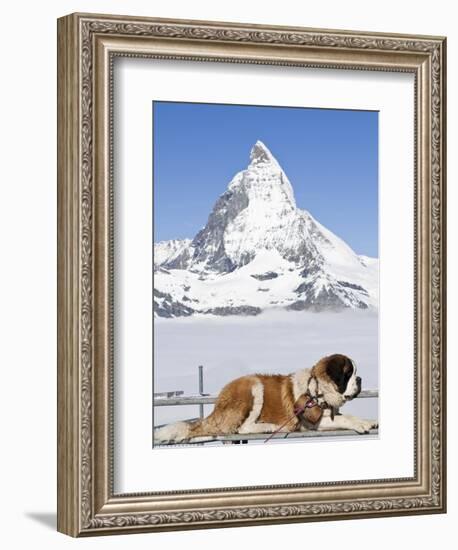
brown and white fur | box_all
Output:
[154,354,378,444]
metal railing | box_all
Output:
[154,388,378,408]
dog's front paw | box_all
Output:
[353,418,378,434]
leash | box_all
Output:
[263,397,317,443]
[263,371,334,443]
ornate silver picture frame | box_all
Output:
[57,12,446,536]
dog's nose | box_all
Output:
[356,376,361,385]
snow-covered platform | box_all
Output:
[154,428,378,446]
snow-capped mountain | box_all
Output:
[154,140,378,318]
[154,239,192,270]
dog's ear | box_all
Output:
[325,355,352,394]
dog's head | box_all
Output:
[312,354,361,407]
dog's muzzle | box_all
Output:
[355,376,362,396]
[345,376,362,400]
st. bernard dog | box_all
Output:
[154,354,378,444]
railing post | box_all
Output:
[198,365,204,419]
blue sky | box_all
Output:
[153,102,378,257]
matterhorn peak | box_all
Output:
[250,140,276,165]
[154,139,379,316]
[244,140,296,209]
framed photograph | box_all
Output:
[57,13,446,536]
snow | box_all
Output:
[155,259,299,311]
[153,309,379,427]
[154,245,378,314]
[154,238,191,267]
